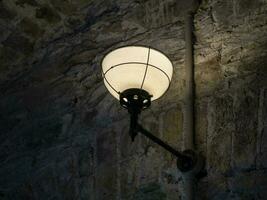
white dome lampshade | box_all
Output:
[102,46,173,107]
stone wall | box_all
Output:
[0,0,267,199]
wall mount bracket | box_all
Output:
[119,89,203,173]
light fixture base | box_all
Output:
[176,150,198,172]
[119,88,152,112]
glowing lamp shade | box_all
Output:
[102,46,173,101]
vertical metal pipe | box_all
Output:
[184,12,195,151]
[182,173,195,200]
[182,12,195,200]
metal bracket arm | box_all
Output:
[135,124,197,172]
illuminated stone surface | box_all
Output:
[0,0,267,199]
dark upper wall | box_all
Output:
[0,0,267,199]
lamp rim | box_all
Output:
[101,45,174,101]
[101,45,173,71]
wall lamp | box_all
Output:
[101,46,198,172]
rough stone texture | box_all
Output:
[0,0,267,199]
